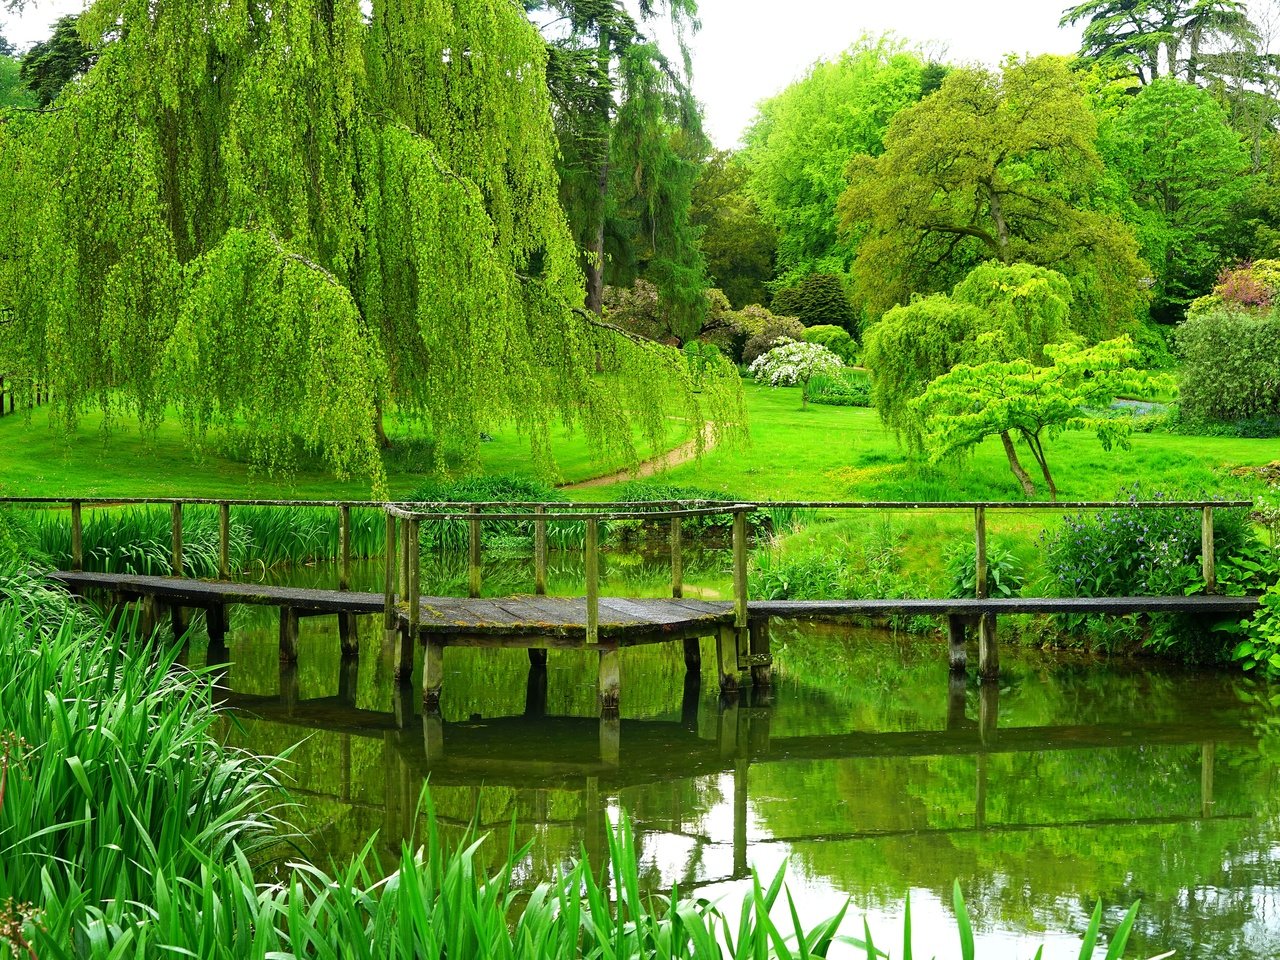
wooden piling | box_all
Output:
[585,517,599,645]
[218,502,231,580]
[399,518,410,598]
[598,645,620,715]
[534,505,548,596]
[749,618,772,691]
[1202,506,1216,594]
[716,624,740,697]
[1201,741,1216,818]
[401,519,420,679]
[278,606,299,663]
[70,500,83,573]
[978,614,999,680]
[339,505,352,591]
[682,638,701,674]
[171,502,184,577]
[468,506,482,598]
[947,615,967,674]
[973,505,987,600]
[206,603,228,643]
[422,637,443,712]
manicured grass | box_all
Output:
[656,382,1276,503]
[0,407,689,500]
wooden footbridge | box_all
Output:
[7,494,1259,716]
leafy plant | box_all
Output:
[808,369,871,407]
[749,339,845,408]
[944,539,1025,598]
[1230,582,1280,678]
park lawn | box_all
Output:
[0,406,690,500]
[650,381,1277,502]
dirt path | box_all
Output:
[560,422,717,490]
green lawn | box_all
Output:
[657,382,1276,502]
[0,407,690,500]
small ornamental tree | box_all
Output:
[748,339,844,408]
[911,337,1167,500]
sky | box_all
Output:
[2,0,1085,147]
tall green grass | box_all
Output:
[29,505,385,576]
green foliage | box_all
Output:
[0,54,34,109]
[1101,78,1253,318]
[1232,582,1280,677]
[841,56,1148,340]
[944,540,1025,598]
[1175,306,1280,424]
[801,324,857,364]
[690,150,778,309]
[736,305,806,365]
[18,15,94,107]
[743,36,932,278]
[950,262,1075,363]
[0,0,739,488]
[808,369,871,408]
[771,273,859,338]
[914,338,1166,499]
[406,474,581,551]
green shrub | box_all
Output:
[734,305,806,364]
[802,323,857,363]
[1230,581,1280,677]
[807,369,871,407]
[771,273,858,337]
[1175,307,1280,424]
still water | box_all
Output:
[189,559,1280,960]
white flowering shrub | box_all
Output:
[748,338,845,407]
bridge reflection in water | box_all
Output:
[216,649,1249,888]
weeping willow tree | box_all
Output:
[0,0,740,487]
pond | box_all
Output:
[186,559,1280,960]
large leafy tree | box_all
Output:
[840,55,1148,341]
[741,36,935,282]
[0,0,738,486]
[1061,0,1257,83]
[18,15,96,108]
[527,1,708,342]
[1101,78,1252,317]
[689,150,776,309]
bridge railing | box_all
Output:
[383,501,757,644]
[2,495,1254,607]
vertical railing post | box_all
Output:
[469,506,482,598]
[585,516,599,645]
[974,505,988,599]
[339,504,352,592]
[1202,505,1217,594]
[732,507,749,631]
[218,502,231,580]
[171,502,184,577]
[671,514,684,599]
[383,511,398,631]
[407,519,422,640]
[534,504,548,596]
[399,518,410,597]
[70,500,83,572]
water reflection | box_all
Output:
[189,596,1280,959]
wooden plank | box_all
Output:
[598,597,692,626]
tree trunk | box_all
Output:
[373,399,391,449]
[585,156,608,315]
[999,430,1036,498]
[984,183,1011,263]
[1024,431,1058,502]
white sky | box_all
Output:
[2,0,1085,146]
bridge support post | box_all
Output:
[716,625,740,698]
[598,645,620,716]
[422,636,443,713]
[338,656,359,707]
[682,638,701,674]
[170,605,188,638]
[978,614,998,680]
[979,680,999,743]
[279,662,299,712]
[947,615,967,674]
[528,648,548,668]
[599,715,620,766]
[206,603,228,644]
[748,618,772,694]
[339,614,359,657]
[947,672,968,730]
[278,606,299,663]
